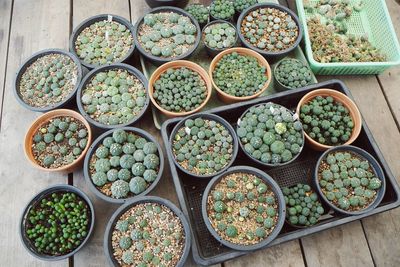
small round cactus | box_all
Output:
[185,4,209,25]
[210,0,235,21]
[203,22,237,50]
[275,58,313,89]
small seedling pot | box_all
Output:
[103,196,191,267]
[70,14,136,69]
[24,109,92,173]
[273,58,300,91]
[133,6,201,65]
[145,0,189,8]
[19,184,95,261]
[296,88,362,151]
[76,63,149,131]
[83,127,164,204]
[148,60,212,117]
[314,145,386,216]
[168,113,239,179]
[202,20,238,57]
[209,47,272,104]
[13,49,87,112]
[201,166,286,251]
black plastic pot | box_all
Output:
[202,20,239,57]
[168,112,239,179]
[133,6,201,65]
[69,14,136,69]
[145,0,189,8]
[201,166,286,251]
[83,127,164,204]
[103,195,192,267]
[76,63,149,131]
[236,102,305,167]
[13,49,87,112]
[19,184,95,261]
[273,58,299,92]
[314,145,387,216]
[237,3,303,59]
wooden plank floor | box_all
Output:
[0,0,399,266]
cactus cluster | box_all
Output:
[172,117,235,176]
[25,191,90,255]
[81,68,146,126]
[19,53,78,108]
[318,150,382,211]
[275,58,313,89]
[90,129,160,199]
[212,51,268,97]
[210,0,235,21]
[138,12,198,58]
[299,95,354,146]
[234,0,257,13]
[185,4,210,25]
[111,203,185,266]
[237,103,304,165]
[75,20,133,66]
[152,67,207,113]
[203,22,236,50]
[282,183,324,227]
[207,172,279,245]
[32,116,88,168]
[240,7,299,52]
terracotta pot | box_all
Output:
[296,89,362,151]
[24,109,92,173]
[148,60,212,118]
[209,47,272,104]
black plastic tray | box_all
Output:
[160,80,400,266]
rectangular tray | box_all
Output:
[161,79,400,266]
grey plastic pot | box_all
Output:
[145,0,189,8]
[201,166,286,251]
[13,49,87,112]
[314,145,386,216]
[19,184,95,261]
[168,112,239,179]
[76,63,149,131]
[202,20,238,57]
[69,14,136,69]
[273,58,300,92]
[237,3,303,58]
[133,6,201,65]
[83,126,164,204]
[103,195,192,267]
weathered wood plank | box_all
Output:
[0,0,70,266]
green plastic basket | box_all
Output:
[296,0,400,75]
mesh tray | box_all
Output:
[161,80,400,266]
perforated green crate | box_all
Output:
[296,0,400,75]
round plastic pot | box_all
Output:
[296,88,362,151]
[209,47,272,104]
[69,14,135,69]
[237,102,305,167]
[13,49,86,112]
[133,6,201,65]
[273,58,306,92]
[202,20,238,57]
[148,60,212,117]
[24,109,92,173]
[201,166,286,251]
[314,145,386,216]
[145,0,189,8]
[76,63,149,130]
[237,3,303,58]
[103,195,191,267]
[83,126,164,204]
[168,113,239,179]
[19,184,95,261]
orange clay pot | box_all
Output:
[24,109,92,173]
[296,89,362,151]
[209,47,272,104]
[148,60,212,118]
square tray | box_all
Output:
[161,79,400,266]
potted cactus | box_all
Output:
[185,3,210,28]
[169,113,238,178]
[202,20,238,56]
[274,58,314,90]
[145,0,189,8]
[14,49,85,112]
[76,63,149,130]
[133,7,201,65]
[19,184,94,261]
[104,196,191,267]
[234,0,257,14]
[202,166,285,251]
[70,14,135,69]
[237,102,304,166]
[84,127,163,204]
[314,145,386,215]
[210,0,235,22]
